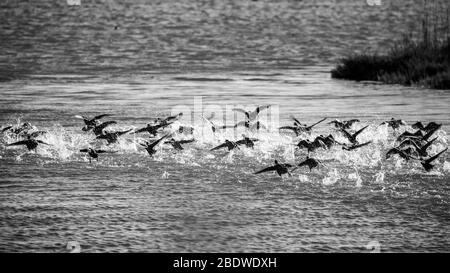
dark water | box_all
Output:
[0,0,449,252]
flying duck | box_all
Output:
[139,134,170,156]
[411,121,442,133]
[293,156,322,172]
[413,148,448,172]
[342,141,372,151]
[210,140,240,151]
[380,118,406,130]
[7,139,49,151]
[329,119,360,130]
[92,121,117,136]
[165,138,195,150]
[232,105,271,121]
[96,129,133,145]
[80,148,117,163]
[75,114,111,131]
[254,160,293,177]
[235,136,258,148]
[340,125,369,145]
[296,138,327,154]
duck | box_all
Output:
[139,134,170,156]
[92,121,117,136]
[293,156,322,172]
[411,121,442,133]
[165,138,195,150]
[254,160,293,177]
[96,129,133,145]
[386,147,417,161]
[279,117,327,136]
[7,138,49,152]
[235,135,258,148]
[328,119,360,130]
[340,125,369,145]
[80,148,117,163]
[380,118,406,130]
[296,138,327,154]
[75,114,111,131]
[413,148,448,172]
[210,140,240,151]
[342,141,372,151]
[232,105,271,121]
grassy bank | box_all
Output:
[332,1,450,90]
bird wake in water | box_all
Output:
[1,114,448,187]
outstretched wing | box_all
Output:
[397,139,420,150]
[412,121,424,130]
[93,114,110,120]
[201,115,215,125]
[422,137,438,151]
[117,129,133,136]
[27,130,47,138]
[232,108,249,119]
[307,117,327,129]
[164,112,183,122]
[422,125,441,141]
[340,128,353,140]
[354,141,372,149]
[135,126,149,134]
[254,165,278,174]
[7,140,29,146]
[290,115,303,126]
[149,134,170,150]
[234,121,248,128]
[80,149,89,152]
[96,150,117,154]
[279,126,297,132]
[36,140,50,145]
[96,121,117,131]
[235,139,245,145]
[353,125,369,138]
[178,139,195,144]
[297,160,308,168]
[254,105,271,115]
[1,126,12,132]
[425,122,441,131]
[210,142,228,151]
[232,108,247,114]
[346,119,360,126]
[425,148,448,164]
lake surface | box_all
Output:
[0,0,449,252]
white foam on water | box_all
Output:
[443,161,450,173]
[374,171,385,183]
[298,174,310,182]
[322,168,340,186]
[1,116,449,187]
[161,171,170,179]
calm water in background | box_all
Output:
[0,0,449,252]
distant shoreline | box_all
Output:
[332,0,450,90]
[331,39,450,90]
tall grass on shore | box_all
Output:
[331,0,450,90]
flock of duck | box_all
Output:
[1,105,448,177]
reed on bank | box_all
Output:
[331,1,450,90]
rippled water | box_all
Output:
[0,0,449,252]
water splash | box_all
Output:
[1,117,449,188]
[322,169,340,186]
